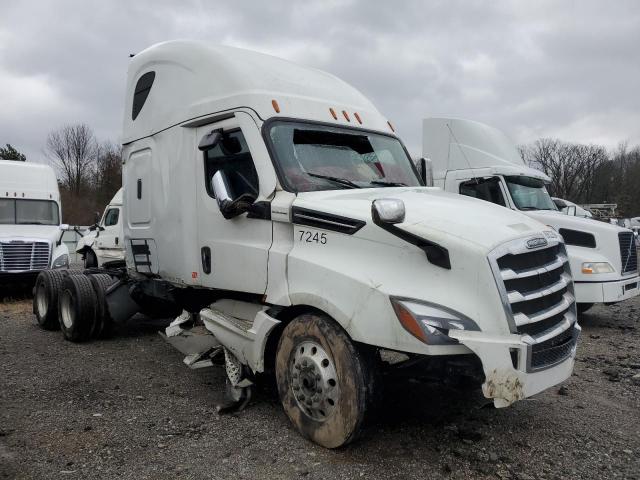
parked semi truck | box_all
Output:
[34,41,580,448]
[421,117,639,314]
[0,160,69,281]
[75,188,125,268]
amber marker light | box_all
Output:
[329,108,338,120]
[354,112,362,124]
[342,110,350,122]
[387,120,395,132]
[271,99,280,113]
[392,301,428,343]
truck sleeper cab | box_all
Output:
[422,117,639,313]
[35,42,579,448]
[0,160,69,283]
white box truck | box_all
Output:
[421,117,639,314]
[75,188,125,268]
[0,160,70,282]
[34,41,580,448]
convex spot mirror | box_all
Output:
[372,198,406,224]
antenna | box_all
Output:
[446,121,479,183]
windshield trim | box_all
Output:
[261,117,423,194]
[0,198,61,226]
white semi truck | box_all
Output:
[0,160,70,282]
[34,41,580,448]
[75,188,125,268]
[421,117,639,314]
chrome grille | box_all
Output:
[489,234,578,371]
[619,232,638,274]
[0,241,51,272]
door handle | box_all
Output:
[201,246,211,274]
[115,237,119,245]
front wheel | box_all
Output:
[84,249,98,268]
[275,313,375,448]
[577,303,594,315]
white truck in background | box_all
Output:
[421,117,639,314]
[552,198,594,219]
[34,41,580,448]
[0,160,69,281]
[75,188,125,268]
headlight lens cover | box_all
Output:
[581,262,614,274]
[391,297,480,345]
[52,254,69,268]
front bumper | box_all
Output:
[574,275,639,304]
[449,323,580,408]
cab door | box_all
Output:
[195,114,273,294]
[95,206,123,264]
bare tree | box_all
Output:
[521,138,607,202]
[94,141,123,205]
[45,124,98,194]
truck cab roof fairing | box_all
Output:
[122,40,391,144]
[422,117,551,183]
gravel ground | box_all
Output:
[1,290,639,480]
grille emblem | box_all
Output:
[526,237,548,249]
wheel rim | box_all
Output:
[36,281,48,317]
[290,341,340,422]
[60,290,75,329]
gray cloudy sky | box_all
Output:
[1,0,639,163]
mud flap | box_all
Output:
[448,330,576,408]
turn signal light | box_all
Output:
[392,301,428,343]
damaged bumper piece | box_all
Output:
[449,323,581,408]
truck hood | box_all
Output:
[294,187,548,252]
[525,209,631,235]
[0,224,60,244]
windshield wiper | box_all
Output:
[306,172,361,189]
[368,180,407,187]
[518,207,540,211]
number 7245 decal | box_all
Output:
[298,230,327,244]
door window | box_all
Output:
[459,177,506,206]
[203,130,259,199]
[103,208,120,227]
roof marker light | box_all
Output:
[329,108,338,120]
[387,121,395,132]
[354,112,362,124]
[271,99,280,113]
[342,110,350,122]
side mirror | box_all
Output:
[553,199,567,209]
[567,206,577,216]
[199,130,222,151]
[372,198,406,225]
[211,170,253,219]
[59,223,70,231]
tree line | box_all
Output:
[3,124,639,222]
[520,139,640,217]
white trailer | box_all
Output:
[35,41,580,448]
[421,117,639,313]
[75,188,125,268]
[0,160,69,283]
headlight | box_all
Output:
[390,297,479,345]
[581,262,614,274]
[52,254,69,268]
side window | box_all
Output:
[132,71,155,120]
[459,177,506,206]
[203,130,259,199]
[103,208,120,227]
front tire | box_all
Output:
[577,303,594,315]
[275,313,375,448]
[84,249,98,268]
